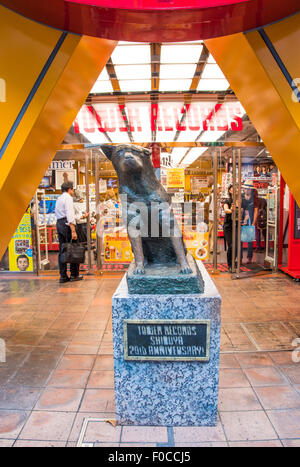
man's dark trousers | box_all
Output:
[56,217,79,279]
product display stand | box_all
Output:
[111,261,221,426]
[34,190,50,271]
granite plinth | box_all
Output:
[112,261,221,426]
[126,254,204,295]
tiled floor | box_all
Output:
[0,271,299,447]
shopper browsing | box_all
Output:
[241,180,258,264]
[55,181,82,283]
[223,185,240,272]
[74,189,89,244]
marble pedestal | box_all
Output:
[111,261,221,426]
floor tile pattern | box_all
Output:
[0,272,299,447]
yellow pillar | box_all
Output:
[0,6,116,259]
[205,12,300,205]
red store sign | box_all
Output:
[74,102,244,135]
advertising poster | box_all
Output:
[9,209,33,272]
[104,233,133,263]
[167,168,185,189]
[183,231,209,262]
[294,201,300,240]
[55,169,77,189]
[191,176,208,194]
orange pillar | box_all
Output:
[205,12,300,205]
[0,6,116,259]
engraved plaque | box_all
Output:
[124,319,210,361]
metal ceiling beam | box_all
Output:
[150,42,161,143]
[105,58,134,143]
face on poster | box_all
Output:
[55,169,77,190]
[9,210,33,272]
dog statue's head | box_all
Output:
[101,144,151,175]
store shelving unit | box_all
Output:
[34,189,50,270]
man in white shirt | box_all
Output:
[55,181,82,283]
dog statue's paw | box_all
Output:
[134,265,145,275]
[180,265,192,275]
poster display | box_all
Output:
[191,176,208,194]
[294,201,300,240]
[55,169,77,189]
[167,168,185,189]
[9,209,33,272]
[183,231,209,262]
[104,232,133,263]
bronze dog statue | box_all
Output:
[101,144,192,275]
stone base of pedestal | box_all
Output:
[111,261,221,426]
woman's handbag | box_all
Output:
[241,218,256,243]
[61,241,86,264]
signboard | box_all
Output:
[99,178,107,193]
[294,201,300,240]
[104,233,133,263]
[167,168,185,188]
[191,176,208,194]
[253,180,270,190]
[183,231,209,261]
[75,102,244,139]
[124,319,210,361]
[8,209,33,272]
[55,169,77,189]
[50,160,74,170]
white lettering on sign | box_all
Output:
[50,160,74,170]
[74,101,244,135]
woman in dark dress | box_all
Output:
[223,185,239,272]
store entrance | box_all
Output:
[226,147,280,279]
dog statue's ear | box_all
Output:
[100,145,114,161]
[143,148,151,157]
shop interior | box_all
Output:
[1,40,296,279]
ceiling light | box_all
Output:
[160,64,197,79]
[202,64,226,79]
[159,79,192,92]
[111,45,151,64]
[90,81,113,93]
[160,44,202,64]
[115,65,151,80]
[197,79,230,91]
[170,147,189,165]
[181,147,207,166]
[118,80,151,92]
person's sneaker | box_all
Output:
[59,277,70,283]
[70,275,83,282]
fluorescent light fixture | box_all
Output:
[115,64,151,80]
[111,45,151,64]
[132,130,152,143]
[90,81,113,93]
[160,44,202,64]
[160,64,197,79]
[197,79,230,91]
[198,131,226,142]
[176,130,200,142]
[202,64,226,80]
[110,132,130,143]
[79,130,109,144]
[155,130,177,142]
[170,147,189,165]
[159,79,192,92]
[118,80,151,92]
[181,147,207,166]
